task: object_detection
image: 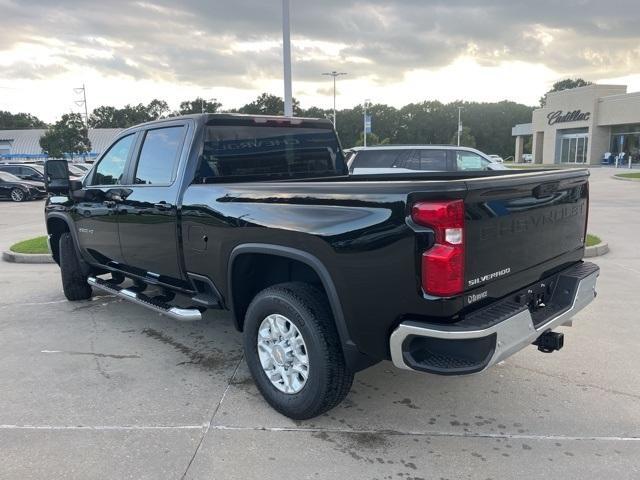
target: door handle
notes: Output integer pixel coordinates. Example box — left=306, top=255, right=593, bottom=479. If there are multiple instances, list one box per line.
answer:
left=154, top=202, right=173, bottom=211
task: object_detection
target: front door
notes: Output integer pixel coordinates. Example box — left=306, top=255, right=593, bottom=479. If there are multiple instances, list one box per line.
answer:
left=117, top=123, right=188, bottom=284
left=72, top=133, right=137, bottom=265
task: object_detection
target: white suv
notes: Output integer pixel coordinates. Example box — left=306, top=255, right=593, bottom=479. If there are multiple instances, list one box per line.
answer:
left=346, top=145, right=508, bottom=174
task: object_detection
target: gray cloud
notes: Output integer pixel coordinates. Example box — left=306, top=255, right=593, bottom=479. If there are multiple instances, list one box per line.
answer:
left=1, top=0, right=639, bottom=88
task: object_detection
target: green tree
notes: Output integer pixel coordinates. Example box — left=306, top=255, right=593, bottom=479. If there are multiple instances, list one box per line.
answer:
left=178, top=97, right=222, bottom=115
left=299, top=106, right=330, bottom=119
left=355, top=132, right=390, bottom=147
left=88, top=99, right=169, bottom=128
left=235, top=93, right=301, bottom=116
left=40, top=113, right=91, bottom=158
left=146, top=99, right=170, bottom=119
left=0, top=111, right=47, bottom=129
left=539, top=78, right=592, bottom=106
left=450, top=126, right=476, bottom=148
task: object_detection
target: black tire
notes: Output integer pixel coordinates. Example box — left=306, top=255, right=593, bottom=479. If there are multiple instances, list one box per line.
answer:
left=243, top=282, right=353, bottom=420
left=59, top=232, right=92, bottom=301
left=10, top=188, right=26, bottom=202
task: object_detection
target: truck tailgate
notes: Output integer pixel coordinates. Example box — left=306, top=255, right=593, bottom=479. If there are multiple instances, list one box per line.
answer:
left=464, top=169, right=589, bottom=291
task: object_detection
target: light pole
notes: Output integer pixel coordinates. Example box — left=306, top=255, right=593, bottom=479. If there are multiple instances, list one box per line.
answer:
left=322, top=71, right=347, bottom=128
left=457, top=106, right=463, bottom=146
left=363, top=99, right=371, bottom=147
left=282, top=0, right=293, bottom=117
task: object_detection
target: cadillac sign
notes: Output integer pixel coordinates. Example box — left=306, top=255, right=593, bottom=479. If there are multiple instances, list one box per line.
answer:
left=547, top=110, right=591, bottom=125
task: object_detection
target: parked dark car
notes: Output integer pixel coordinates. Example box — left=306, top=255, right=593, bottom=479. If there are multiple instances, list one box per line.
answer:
left=0, top=171, right=46, bottom=201
left=0, top=163, right=46, bottom=184
left=43, top=114, right=598, bottom=419
left=0, top=162, right=84, bottom=183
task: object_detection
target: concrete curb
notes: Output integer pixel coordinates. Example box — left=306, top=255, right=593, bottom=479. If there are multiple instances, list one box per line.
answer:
left=612, top=174, right=640, bottom=182
left=584, top=242, right=609, bottom=258
left=2, top=250, right=54, bottom=264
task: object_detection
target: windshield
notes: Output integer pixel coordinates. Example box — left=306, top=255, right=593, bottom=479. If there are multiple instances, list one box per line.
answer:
left=198, top=123, right=347, bottom=182
left=0, top=171, right=23, bottom=182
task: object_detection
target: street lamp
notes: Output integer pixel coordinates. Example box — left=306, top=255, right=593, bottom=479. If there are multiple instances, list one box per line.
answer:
left=457, top=106, right=463, bottom=146
left=322, top=71, right=347, bottom=128
left=282, top=0, right=293, bottom=116
left=363, top=99, right=372, bottom=147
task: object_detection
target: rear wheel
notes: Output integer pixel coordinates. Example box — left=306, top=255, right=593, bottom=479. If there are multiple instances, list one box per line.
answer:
left=59, top=232, right=92, bottom=301
left=10, top=188, right=26, bottom=202
left=243, top=282, right=353, bottom=419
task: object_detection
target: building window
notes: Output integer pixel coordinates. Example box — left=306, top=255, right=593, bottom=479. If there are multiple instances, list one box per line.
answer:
left=0, top=140, right=11, bottom=157
left=610, top=124, right=640, bottom=166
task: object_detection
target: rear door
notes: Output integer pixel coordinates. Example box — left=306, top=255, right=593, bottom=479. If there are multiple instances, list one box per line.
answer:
left=117, top=122, right=189, bottom=283
left=463, top=170, right=589, bottom=292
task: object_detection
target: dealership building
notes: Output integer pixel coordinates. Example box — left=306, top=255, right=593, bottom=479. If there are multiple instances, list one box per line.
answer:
left=0, top=128, right=121, bottom=162
left=512, top=84, right=640, bottom=166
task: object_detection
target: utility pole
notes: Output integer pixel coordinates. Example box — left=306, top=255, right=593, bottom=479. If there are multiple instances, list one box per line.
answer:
left=321, top=71, right=347, bottom=128
left=363, top=99, right=371, bottom=147
left=73, top=84, right=89, bottom=128
left=457, top=106, right=463, bottom=146
left=282, top=0, right=293, bottom=117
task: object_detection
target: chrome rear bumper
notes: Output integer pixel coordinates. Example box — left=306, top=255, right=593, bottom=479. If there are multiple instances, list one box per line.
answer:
left=390, top=262, right=599, bottom=375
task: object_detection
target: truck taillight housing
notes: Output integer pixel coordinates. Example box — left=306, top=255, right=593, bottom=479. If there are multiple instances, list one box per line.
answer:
left=412, top=200, right=465, bottom=297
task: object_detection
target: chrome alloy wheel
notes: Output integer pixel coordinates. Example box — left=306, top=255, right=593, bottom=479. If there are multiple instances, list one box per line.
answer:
left=257, top=314, right=309, bottom=394
left=11, top=188, right=25, bottom=202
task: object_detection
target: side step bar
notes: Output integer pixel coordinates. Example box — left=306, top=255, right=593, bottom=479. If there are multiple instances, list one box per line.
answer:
left=88, top=277, right=202, bottom=322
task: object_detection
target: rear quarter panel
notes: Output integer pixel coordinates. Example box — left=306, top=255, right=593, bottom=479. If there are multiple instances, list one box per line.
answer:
left=180, top=180, right=465, bottom=360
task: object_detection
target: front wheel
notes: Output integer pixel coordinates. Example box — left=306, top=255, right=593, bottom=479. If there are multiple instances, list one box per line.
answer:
left=243, top=282, right=353, bottom=420
left=10, top=188, right=26, bottom=202
left=59, top=232, right=92, bottom=301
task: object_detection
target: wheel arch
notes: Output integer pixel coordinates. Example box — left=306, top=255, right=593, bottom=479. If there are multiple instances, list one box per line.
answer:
left=46, top=213, right=87, bottom=271
left=46, top=215, right=72, bottom=264
left=228, top=243, right=374, bottom=372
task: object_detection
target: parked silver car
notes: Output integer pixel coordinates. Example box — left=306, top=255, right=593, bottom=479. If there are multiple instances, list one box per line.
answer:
left=347, top=145, right=508, bottom=174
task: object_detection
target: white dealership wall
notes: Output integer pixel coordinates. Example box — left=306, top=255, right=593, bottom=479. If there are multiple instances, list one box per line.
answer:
left=513, top=84, right=640, bottom=165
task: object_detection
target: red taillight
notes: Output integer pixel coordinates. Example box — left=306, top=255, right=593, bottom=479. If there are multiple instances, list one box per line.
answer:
left=412, top=200, right=465, bottom=297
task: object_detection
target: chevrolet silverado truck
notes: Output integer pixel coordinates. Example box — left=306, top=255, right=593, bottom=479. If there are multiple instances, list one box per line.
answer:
left=43, top=114, right=599, bottom=419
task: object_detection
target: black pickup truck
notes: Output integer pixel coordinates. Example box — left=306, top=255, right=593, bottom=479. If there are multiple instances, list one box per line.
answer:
left=43, top=114, right=599, bottom=419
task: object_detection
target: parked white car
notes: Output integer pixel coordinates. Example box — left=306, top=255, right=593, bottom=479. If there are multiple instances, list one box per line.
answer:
left=488, top=154, right=504, bottom=163
left=347, top=145, right=508, bottom=174
left=522, top=153, right=533, bottom=163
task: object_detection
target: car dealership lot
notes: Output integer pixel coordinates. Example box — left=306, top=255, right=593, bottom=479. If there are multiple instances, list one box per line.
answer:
left=1, top=168, right=639, bottom=479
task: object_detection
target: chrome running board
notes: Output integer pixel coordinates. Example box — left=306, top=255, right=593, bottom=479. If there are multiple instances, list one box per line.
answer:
left=87, top=276, right=202, bottom=322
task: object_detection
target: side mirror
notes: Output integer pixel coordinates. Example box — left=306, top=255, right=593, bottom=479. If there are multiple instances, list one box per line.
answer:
left=44, top=160, right=70, bottom=194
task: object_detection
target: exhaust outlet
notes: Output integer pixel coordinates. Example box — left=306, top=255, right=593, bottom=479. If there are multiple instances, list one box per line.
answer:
left=533, top=331, right=564, bottom=353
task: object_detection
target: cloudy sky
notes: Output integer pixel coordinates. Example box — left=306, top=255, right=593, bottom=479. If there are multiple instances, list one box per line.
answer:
left=1, top=0, right=639, bottom=122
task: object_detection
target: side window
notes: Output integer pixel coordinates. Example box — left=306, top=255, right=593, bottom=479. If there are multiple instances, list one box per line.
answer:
left=92, top=134, right=135, bottom=186
left=351, top=150, right=400, bottom=169
left=401, top=150, right=419, bottom=170
left=419, top=150, right=447, bottom=171
left=456, top=151, right=490, bottom=171
left=134, top=126, right=185, bottom=185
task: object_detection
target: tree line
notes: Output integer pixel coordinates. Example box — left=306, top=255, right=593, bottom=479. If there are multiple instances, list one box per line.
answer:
left=0, top=79, right=589, bottom=159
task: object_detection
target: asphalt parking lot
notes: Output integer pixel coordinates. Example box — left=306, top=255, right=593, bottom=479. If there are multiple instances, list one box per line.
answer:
left=1, top=167, right=639, bottom=479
